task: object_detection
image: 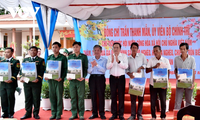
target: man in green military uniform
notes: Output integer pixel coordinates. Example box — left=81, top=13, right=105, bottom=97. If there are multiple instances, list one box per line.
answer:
left=20, top=46, right=45, bottom=119
left=44, top=42, right=67, bottom=120
left=1, top=47, right=20, bottom=118
left=68, top=42, right=88, bottom=120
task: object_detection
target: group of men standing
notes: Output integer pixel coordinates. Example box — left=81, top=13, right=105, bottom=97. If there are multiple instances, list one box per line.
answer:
left=0, top=41, right=195, bottom=120
left=86, top=42, right=195, bottom=120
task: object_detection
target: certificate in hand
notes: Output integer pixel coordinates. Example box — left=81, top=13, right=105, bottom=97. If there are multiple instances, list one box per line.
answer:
left=68, top=59, right=82, bottom=79
left=129, top=77, right=146, bottom=97
left=153, top=68, right=168, bottom=88
left=21, top=62, right=37, bottom=82
left=46, top=60, right=61, bottom=79
left=177, top=68, right=193, bottom=88
left=0, top=62, right=11, bottom=81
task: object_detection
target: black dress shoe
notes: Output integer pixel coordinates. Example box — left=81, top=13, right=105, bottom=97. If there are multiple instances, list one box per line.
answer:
left=100, top=115, right=106, bottom=119
left=1, top=114, right=8, bottom=118
left=9, top=115, right=14, bottom=118
left=109, top=115, right=117, bottom=120
left=20, top=115, right=31, bottom=119
left=34, top=114, right=40, bottom=119
left=89, top=115, right=98, bottom=119
left=119, top=116, right=125, bottom=120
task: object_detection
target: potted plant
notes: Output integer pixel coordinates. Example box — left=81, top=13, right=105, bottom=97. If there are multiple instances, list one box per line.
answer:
left=183, top=82, right=198, bottom=107
left=22, top=39, right=39, bottom=58
left=63, top=80, right=71, bottom=111
left=158, top=82, right=171, bottom=112
left=84, top=81, right=92, bottom=111
left=41, top=81, right=51, bottom=110
left=105, top=84, right=111, bottom=111
left=166, top=82, right=171, bottom=112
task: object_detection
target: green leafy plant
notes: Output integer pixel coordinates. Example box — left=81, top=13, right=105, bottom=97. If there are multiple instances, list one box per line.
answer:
left=192, top=82, right=198, bottom=101
left=166, top=82, right=172, bottom=100
left=84, top=81, right=91, bottom=99
left=105, top=84, right=111, bottom=99
left=63, top=80, right=70, bottom=99
left=22, top=39, right=40, bottom=57
left=41, top=81, right=49, bottom=98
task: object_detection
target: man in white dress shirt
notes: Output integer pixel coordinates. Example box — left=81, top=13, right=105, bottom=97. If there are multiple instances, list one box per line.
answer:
left=146, top=45, right=171, bottom=120
left=126, top=42, right=147, bottom=120
left=106, top=42, right=128, bottom=120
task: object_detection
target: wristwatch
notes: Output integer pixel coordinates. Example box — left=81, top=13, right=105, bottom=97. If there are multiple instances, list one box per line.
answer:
left=118, top=61, right=121, bottom=64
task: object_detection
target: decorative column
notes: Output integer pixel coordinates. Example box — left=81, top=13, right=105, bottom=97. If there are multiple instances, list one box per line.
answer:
left=63, top=27, right=67, bottom=48
left=29, top=28, right=33, bottom=44
left=12, top=28, right=16, bottom=56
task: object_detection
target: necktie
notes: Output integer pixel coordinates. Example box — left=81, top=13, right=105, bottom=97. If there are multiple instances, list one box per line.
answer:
left=32, top=58, right=35, bottom=62
left=6, top=60, right=9, bottom=62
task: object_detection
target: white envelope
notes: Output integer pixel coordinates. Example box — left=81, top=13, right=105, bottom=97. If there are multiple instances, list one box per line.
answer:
left=67, top=73, right=76, bottom=79
left=44, top=73, right=52, bottom=79
left=179, top=73, right=187, bottom=80
left=0, top=76, right=3, bottom=82
left=23, top=77, right=30, bottom=83
left=133, top=72, right=142, bottom=78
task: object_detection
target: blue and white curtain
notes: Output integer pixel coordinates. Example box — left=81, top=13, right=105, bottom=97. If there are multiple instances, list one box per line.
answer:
left=32, top=1, right=58, bottom=63
left=73, top=18, right=83, bottom=53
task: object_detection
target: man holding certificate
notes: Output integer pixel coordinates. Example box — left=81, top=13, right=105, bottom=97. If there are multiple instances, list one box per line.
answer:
left=174, top=43, right=196, bottom=110
left=1, top=47, right=20, bottom=118
left=20, top=46, right=45, bottom=119
left=146, top=45, right=171, bottom=120
left=126, top=42, right=147, bottom=120
left=68, top=42, right=88, bottom=120
left=88, top=45, right=107, bottom=119
left=44, top=42, right=67, bottom=120
left=107, top=42, right=128, bottom=120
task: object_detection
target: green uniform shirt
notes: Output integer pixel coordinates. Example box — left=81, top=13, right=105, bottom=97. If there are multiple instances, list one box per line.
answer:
left=21, top=56, right=45, bottom=86
left=68, top=53, right=88, bottom=78
left=47, top=53, right=68, bottom=80
left=1, top=57, right=20, bottom=88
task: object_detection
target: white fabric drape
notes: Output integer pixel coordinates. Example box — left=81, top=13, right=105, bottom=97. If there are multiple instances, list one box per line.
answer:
left=1, top=0, right=200, bottom=20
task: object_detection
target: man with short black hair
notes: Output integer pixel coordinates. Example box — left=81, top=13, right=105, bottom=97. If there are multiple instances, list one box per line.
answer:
left=68, top=41, right=88, bottom=120
left=44, top=42, right=67, bottom=120
left=174, top=42, right=196, bottom=110
left=88, top=45, right=107, bottom=119
left=20, top=46, right=45, bottom=119
left=126, top=42, right=147, bottom=120
left=1, top=47, right=20, bottom=118
left=107, top=42, right=128, bottom=120
left=146, top=45, right=171, bottom=120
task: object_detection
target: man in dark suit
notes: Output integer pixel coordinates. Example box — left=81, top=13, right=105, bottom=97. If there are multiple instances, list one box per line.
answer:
left=1, top=47, right=20, bottom=118
left=20, top=46, right=45, bottom=119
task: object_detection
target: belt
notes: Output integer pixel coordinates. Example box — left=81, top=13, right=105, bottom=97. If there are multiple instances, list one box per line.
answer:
left=111, top=75, right=124, bottom=79
left=91, top=74, right=105, bottom=77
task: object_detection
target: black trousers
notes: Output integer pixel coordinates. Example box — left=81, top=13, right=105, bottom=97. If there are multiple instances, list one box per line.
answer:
left=109, top=75, right=125, bottom=117
left=130, top=95, right=144, bottom=118
left=24, top=85, right=41, bottom=116
left=1, top=87, right=15, bottom=116
left=89, top=74, right=106, bottom=116
left=150, top=85, right=166, bottom=118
